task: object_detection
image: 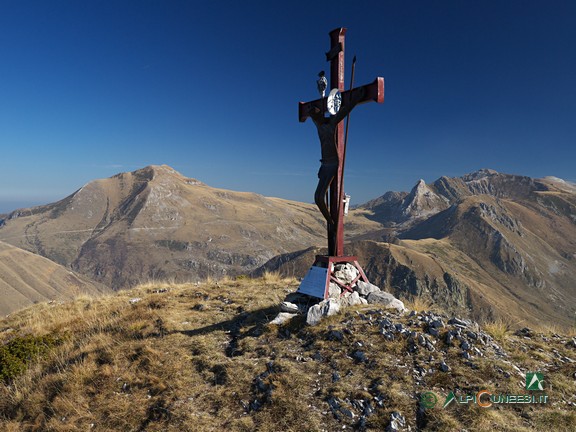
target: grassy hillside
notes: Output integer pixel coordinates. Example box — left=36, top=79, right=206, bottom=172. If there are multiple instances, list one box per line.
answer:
left=0, top=241, right=110, bottom=316
left=0, top=276, right=574, bottom=431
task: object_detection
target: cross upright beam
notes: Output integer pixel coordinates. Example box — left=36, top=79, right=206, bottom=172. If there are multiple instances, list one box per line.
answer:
left=299, top=27, right=384, bottom=257
left=330, top=28, right=346, bottom=257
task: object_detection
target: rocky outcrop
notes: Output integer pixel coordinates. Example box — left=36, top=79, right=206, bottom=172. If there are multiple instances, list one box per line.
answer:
left=358, top=169, right=560, bottom=230
left=401, top=179, right=449, bottom=220
left=269, top=262, right=406, bottom=326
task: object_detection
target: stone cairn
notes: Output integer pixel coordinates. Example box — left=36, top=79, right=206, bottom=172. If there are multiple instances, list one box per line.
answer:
left=270, top=263, right=406, bottom=326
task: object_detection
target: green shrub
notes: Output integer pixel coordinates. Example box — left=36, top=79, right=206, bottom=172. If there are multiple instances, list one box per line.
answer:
left=0, top=334, right=59, bottom=381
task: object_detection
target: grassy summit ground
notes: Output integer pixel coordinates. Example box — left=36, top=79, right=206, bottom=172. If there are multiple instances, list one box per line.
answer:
left=0, top=275, right=574, bottom=431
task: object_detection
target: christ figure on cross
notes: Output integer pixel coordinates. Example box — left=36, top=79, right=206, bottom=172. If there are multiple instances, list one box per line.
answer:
left=299, top=28, right=384, bottom=257
left=310, top=88, right=366, bottom=227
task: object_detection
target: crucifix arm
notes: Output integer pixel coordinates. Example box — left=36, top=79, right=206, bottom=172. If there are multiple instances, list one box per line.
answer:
left=298, top=77, right=384, bottom=123
left=331, top=86, right=367, bottom=123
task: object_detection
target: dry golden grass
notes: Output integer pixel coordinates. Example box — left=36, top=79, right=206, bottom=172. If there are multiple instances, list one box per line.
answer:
left=0, top=241, right=109, bottom=316
left=483, top=317, right=512, bottom=342
left=0, top=276, right=574, bottom=431
left=531, top=322, right=576, bottom=337
left=260, top=270, right=283, bottom=284
left=402, top=295, right=436, bottom=313
left=0, top=277, right=301, bottom=431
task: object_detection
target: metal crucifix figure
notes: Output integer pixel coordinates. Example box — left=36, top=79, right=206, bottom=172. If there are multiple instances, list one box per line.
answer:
left=299, top=28, right=384, bottom=257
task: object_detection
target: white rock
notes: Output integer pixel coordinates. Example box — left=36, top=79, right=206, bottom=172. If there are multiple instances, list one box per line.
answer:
left=366, top=291, right=406, bottom=313
left=356, top=280, right=381, bottom=296
left=306, top=304, right=324, bottom=326
left=307, top=299, right=341, bottom=326
left=340, top=291, right=363, bottom=308
left=280, top=301, right=300, bottom=313
left=333, top=263, right=359, bottom=285
left=328, top=282, right=341, bottom=299
left=270, top=312, right=297, bottom=325
left=324, top=299, right=340, bottom=316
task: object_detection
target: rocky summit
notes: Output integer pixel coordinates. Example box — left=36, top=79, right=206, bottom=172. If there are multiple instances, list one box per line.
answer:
left=270, top=263, right=406, bottom=327
left=0, top=277, right=573, bottom=431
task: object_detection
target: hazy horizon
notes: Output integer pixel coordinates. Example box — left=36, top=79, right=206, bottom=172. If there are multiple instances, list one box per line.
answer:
left=1, top=164, right=574, bottom=216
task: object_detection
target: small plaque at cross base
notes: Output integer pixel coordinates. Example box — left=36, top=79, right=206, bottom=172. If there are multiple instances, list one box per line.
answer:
left=297, top=255, right=369, bottom=299
left=296, top=27, right=384, bottom=299
left=297, top=265, right=329, bottom=299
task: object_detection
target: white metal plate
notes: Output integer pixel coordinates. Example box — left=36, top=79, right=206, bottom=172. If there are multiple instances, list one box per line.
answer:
left=297, top=265, right=328, bottom=299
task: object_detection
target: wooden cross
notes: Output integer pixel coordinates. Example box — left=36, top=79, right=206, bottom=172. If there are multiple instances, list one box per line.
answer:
left=299, top=28, right=384, bottom=257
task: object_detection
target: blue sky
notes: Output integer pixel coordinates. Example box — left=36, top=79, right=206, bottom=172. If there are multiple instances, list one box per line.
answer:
left=1, top=1, right=575, bottom=213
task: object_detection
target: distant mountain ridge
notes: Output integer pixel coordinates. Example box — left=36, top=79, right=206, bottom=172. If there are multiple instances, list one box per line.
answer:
left=0, top=165, right=370, bottom=289
left=0, top=166, right=574, bottom=327
left=264, top=169, right=576, bottom=327
left=358, top=168, right=567, bottom=226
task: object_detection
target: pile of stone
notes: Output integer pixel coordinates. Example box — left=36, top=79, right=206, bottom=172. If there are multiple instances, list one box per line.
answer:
left=270, top=263, right=406, bottom=326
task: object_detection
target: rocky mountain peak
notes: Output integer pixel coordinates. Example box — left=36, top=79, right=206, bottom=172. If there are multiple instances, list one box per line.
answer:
left=406, top=179, right=431, bottom=202
left=461, top=168, right=499, bottom=182
left=414, top=179, right=427, bottom=191
left=122, top=165, right=205, bottom=187
left=2, top=276, right=574, bottom=431
left=401, top=179, right=448, bottom=219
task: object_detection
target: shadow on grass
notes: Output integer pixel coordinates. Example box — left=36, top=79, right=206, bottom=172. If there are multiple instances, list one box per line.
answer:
left=176, top=305, right=281, bottom=357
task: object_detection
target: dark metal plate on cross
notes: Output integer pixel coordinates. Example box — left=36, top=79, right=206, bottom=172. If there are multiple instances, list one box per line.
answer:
left=297, top=27, right=385, bottom=299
